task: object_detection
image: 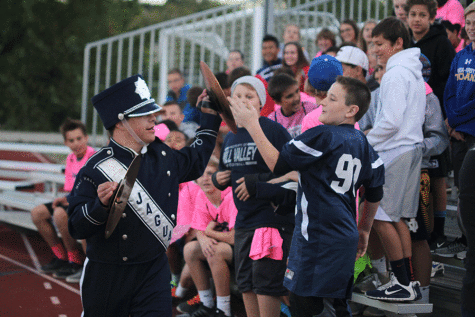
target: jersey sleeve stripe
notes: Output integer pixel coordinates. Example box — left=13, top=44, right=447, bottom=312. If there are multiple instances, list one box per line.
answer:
left=289, top=140, right=323, bottom=157
left=371, top=158, right=384, bottom=169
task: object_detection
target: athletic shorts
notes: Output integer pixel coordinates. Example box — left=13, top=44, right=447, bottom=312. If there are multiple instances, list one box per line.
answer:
left=427, top=149, right=449, bottom=178
left=44, top=202, right=68, bottom=216
left=233, top=227, right=292, bottom=296
left=374, top=148, right=422, bottom=222
left=407, top=169, right=431, bottom=241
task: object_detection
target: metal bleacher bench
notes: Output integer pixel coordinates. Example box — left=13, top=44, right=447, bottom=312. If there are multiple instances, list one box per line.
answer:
left=0, top=154, right=66, bottom=231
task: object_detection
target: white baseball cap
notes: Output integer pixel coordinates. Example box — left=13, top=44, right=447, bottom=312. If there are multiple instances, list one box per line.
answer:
left=336, top=46, right=369, bottom=71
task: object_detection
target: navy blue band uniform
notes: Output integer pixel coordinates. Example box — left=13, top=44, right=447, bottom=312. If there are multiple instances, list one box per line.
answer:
left=66, top=74, right=221, bottom=317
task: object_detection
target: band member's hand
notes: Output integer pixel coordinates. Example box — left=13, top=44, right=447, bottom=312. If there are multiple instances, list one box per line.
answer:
left=197, top=89, right=218, bottom=115
left=235, top=177, right=250, bottom=201
left=52, top=196, right=68, bottom=208
left=356, top=230, right=369, bottom=261
left=97, top=182, right=119, bottom=208
left=215, top=170, right=231, bottom=186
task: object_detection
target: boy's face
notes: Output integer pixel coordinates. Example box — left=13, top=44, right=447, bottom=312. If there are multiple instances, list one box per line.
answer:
left=64, top=128, right=89, bottom=159
left=167, top=73, right=185, bottom=96
left=197, top=164, right=218, bottom=194
left=162, top=104, right=184, bottom=126
left=232, top=84, right=261, bottom=114
left=283, top=44, right=299, bottom=66
left=341, top=63, right=360, bottom=79
left=372, top=34, right=403, bottom=65
left=283, top=25, right=300, bottom=43
left=262, top=41, right=279, bottom=63
left=319, top=82, right=356, bottom=126
left=393, top=0, right=407, bottom=21
left=279, top=84, right=301, bottom=116
left=165, top=130, right=186, bottom=150
left=126, top=113, right=158, bottom=145
left=408, top=5, right=434, bottom=38
left=227, top=52, right=244, bottom=72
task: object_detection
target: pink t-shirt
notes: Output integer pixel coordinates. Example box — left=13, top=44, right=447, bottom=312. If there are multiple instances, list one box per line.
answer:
left=301, top=108, right=360, bottom=132
left=455, top=40, right=465, bottom=53
left=267, top=99, right=319, bottom=138
left=176, top=181, right=201, bottom=226
left=436, top=0, right=465, bottom=28
left=64, top=146, right=96, bottom=192
left=191, top=187, right=237, bottom=232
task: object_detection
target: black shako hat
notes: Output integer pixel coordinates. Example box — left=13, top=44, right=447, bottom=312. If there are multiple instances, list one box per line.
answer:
left=92, top=75, right=162, bottom=130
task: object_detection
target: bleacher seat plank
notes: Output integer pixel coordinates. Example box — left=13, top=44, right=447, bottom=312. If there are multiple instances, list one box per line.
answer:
left=0, top=210, right=36, bottom=231
left=0, top=160, right=64, bottom=173
left=351, top=293, right=433, bottom=314
left=0, top=180, right=37, bottom=190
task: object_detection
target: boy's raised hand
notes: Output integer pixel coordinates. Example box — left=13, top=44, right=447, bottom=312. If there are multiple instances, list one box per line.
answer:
left=227, top=96, right=259, bottom=130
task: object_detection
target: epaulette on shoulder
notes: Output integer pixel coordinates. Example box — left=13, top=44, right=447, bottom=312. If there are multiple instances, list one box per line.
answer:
left=87, top=147, right=114, bottom=169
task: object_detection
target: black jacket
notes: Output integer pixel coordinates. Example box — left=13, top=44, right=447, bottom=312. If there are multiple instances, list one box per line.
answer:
left=411, top=22, right=456, bottom=116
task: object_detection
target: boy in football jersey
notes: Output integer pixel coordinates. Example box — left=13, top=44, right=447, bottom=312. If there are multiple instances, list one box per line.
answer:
left=229, top=76, right=385, bottom=317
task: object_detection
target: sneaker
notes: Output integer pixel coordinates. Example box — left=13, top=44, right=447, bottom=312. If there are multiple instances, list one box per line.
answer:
left=457, top=250, right=467, bottom=260
left=430, top=235, right=450, bottom=252
left=190, top=303, right=215, bottom=317
left=362, top=306, right=386, bottom=316
left=280, top=302, right=291, bottom=317
left=177, top=294, right=201, bottom=314
left=65, top=268, right=83, bottom=283
left=431, top=262, right=445, bottom=277
left=213, top=308, right=228, bottom=317
left=354, top=273, right=383, bottom=294
left=40, top=257, right=69, bottom=273
left=53, top=262, right=82, bottom=279
left=435, top=238, right=467, bottom=257
left=366, top=273, right=419, bottom=301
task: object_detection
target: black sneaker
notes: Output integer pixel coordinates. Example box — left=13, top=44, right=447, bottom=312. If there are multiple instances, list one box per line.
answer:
left=176, top=294, right=201, bottom=314
left=40, top=257, right=69, bottom=273
left=53, top=262, right=82, bottom=279
left=429, top=235, right=449, bottom=252
left=213, top=308, right=228, bottom=317
left=191, top=303, right=215, bottom=317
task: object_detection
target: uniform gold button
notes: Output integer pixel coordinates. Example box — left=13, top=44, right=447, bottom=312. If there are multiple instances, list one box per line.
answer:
left=122, top=213, right=127, bottom=218
left=167, top=170, right=171, bottom=176
left=107, top=150, right=111, bottom=155
left=122, top=234, right=128, bottom=240
left=168, top=193, right=171, bottom=197
left=123, top=257, right=128, bottom=262
left=171, top=214, right=176, bottom=220
left=162, top=151, right=166, bottom=156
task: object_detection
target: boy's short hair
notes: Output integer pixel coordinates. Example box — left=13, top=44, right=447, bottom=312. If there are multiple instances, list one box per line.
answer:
left=158, top=119, right=179, bottom=131
left=228, top=66, right=252, bottom=87
left=316, top=28, right=336, bottom=46
left=187, top=86, right=204, bottom=109
left=405, top=0, right=437, bottom=19
left=163, top=100, right=182, bottom=112
left=60, top=118, right=87, bottom=140
left=167, top=68, right=183, bottom=77
left=441, top=20, right=461, bottom=34
left=372, top=17, right=411, bottom=50
left=268, top=73, right=298, bottom=102
left=335, top=76, right=371, bottom=122
left=230, top=49, right=244, bottom=61
left=263, top=34, right=280, bottom=48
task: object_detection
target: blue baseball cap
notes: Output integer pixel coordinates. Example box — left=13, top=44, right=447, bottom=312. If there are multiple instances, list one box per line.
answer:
left=92, top=75, right=162, bottom=129
left=307, top=55, right=343, bottom=91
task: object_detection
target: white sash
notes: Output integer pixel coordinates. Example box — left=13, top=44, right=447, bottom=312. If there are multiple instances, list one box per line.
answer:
left=97, top=157, right=173, bottom=249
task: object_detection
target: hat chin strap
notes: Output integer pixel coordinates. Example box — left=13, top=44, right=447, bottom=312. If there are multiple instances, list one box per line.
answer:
left=120, top=118, right=148, bottom=154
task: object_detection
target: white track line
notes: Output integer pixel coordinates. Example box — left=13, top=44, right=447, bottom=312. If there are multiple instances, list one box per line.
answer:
left=21, top=233, right=42, bottom=271
left=0, top=253, right=80, bottom=295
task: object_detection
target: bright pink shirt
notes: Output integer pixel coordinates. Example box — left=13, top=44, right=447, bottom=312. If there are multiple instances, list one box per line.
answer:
left=455, top=40, right=465, bottom=53
left=64, top=146, right=95, bottom=192
left=191, top=187, right=237, bottom=232
left=436, top=0, right=465, bottom=28
left=176, top=181, right=201, bottom=226
left=268, top=99, right=319, bottom=138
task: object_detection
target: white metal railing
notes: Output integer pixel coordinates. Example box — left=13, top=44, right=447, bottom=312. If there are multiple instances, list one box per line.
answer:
left=81, top=0, right=391, bottom=145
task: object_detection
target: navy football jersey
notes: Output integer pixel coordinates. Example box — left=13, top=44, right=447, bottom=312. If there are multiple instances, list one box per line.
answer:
left=279, top=124, right=384, bottom=298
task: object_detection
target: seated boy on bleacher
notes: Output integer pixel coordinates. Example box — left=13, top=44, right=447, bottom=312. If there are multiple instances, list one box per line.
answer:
left=182, top=159, right=238, bottom=317
left=31, top=118, right=95, bottom=282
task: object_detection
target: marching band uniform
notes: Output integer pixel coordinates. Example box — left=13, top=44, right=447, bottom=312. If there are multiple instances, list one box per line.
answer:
left=67, top=75, right=221, bottom=316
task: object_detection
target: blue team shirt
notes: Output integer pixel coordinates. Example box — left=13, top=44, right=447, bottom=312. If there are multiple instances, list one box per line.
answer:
left=278, top=124, right=384, bottom=298
left=219, top=117, right=293, bottom=230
